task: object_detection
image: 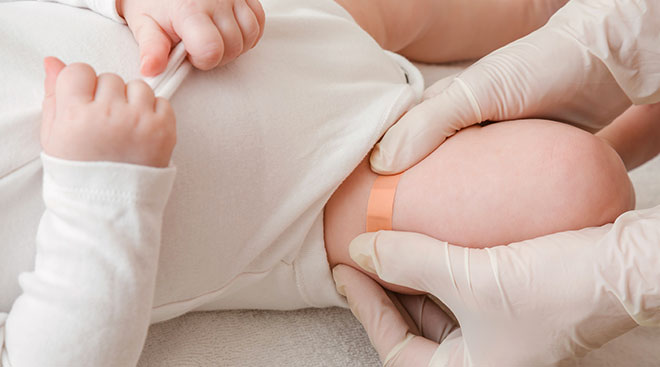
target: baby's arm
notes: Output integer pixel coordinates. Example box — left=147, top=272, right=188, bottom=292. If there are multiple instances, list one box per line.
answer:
left=325, top=119, right=634, bottom=293
left=30, top=0, right=265, bottom=76
left=335, top=0, right=568, bottom=62
left=597, top=103, right=660, bottom=170
left=1, top=59, right=175, bottom=366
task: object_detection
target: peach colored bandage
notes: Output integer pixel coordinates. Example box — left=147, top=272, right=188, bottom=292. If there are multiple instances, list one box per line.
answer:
left=366, top=173, right=403, bottom=232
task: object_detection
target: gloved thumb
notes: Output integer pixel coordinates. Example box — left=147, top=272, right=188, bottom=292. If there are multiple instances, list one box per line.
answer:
left=332, top=265, right=439, bottom=366
left=41, top=57, right=66, bottom=144
left=128, top=14, right=173, bottom=77
left=349, top=231, right=464, bottom=298
left=370, top=78, right=482, bottom=175
left=422, top=74, right=458, bottom=101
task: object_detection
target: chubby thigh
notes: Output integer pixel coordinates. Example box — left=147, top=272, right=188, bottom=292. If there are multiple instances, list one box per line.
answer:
left=324, top=119, right=634, bottom=292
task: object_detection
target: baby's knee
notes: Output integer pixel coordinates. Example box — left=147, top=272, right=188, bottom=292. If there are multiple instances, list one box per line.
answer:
left=553, top=127, right=635, bottom=224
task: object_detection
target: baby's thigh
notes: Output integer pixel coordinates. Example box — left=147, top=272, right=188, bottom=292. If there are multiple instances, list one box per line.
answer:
left=325, top=119, right=633, bottom=294
left=394, top=119, right=635, bottom=248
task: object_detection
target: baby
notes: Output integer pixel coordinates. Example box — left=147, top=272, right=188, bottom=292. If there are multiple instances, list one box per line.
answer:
left=0, top=0, right=643, bottom=365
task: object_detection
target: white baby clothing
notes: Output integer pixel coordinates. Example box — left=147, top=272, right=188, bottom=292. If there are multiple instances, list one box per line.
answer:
left=0, top=0, right=423, bottom=365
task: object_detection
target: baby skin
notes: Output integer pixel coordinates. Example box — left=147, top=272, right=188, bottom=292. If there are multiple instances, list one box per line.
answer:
left=324, top=119, right=635, bottom=293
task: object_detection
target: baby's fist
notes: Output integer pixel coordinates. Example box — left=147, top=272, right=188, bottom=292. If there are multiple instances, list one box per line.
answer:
left=119, top=0, right=266, bottom=76
left=41, top=57, right=176, bottom=168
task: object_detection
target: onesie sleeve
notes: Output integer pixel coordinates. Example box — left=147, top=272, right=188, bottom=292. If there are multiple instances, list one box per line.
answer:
left=35, top=0, right=125, bottom=23
left=1, top=154, right=175, bottom=367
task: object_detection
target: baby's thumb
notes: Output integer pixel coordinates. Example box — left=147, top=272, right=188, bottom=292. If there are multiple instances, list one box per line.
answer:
left=44, top=57, right=65, bottom=99
left=129, top=14, right=172, bottom=76
left=42, top=57, right=66, bottom=146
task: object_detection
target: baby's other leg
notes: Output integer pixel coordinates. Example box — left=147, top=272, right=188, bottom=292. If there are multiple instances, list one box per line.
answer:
left=324, top=120, right=634, bottom=292
left=335, top=0, right=569, bottom=63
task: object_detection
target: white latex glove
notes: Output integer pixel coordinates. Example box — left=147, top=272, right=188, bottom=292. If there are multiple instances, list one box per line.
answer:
left=334, top=265, right=462, bottom=366
left=371, top=0, right=660, bottom=174
left=334, top=206, right=660, bottom=366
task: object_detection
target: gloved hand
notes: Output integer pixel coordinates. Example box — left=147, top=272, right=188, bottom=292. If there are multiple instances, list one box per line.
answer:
left=371, top=0, right=660, bottom=175
left=117, top=0, right=265, bottom=76
left=334, top=206, right=660, bottom=366
left=333, top=265, right=462, bottom=366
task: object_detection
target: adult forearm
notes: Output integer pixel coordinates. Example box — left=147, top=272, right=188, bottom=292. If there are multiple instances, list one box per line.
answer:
left=597, top=103, right=660, bottom=170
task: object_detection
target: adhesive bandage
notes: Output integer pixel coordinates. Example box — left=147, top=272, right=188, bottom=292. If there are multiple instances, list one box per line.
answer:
left=366, top=174, right=402, bottom=232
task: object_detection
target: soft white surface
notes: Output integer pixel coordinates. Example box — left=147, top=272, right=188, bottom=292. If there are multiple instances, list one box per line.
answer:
left=138, top=63, right=660, bottom=367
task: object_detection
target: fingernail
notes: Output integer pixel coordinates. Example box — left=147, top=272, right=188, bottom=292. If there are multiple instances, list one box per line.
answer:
left=331, top=267, right=346, bottom=297
left=349, top=233, right=378, bottom=274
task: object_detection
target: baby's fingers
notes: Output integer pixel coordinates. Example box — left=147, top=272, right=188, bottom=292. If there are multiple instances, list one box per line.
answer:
left=42, top=57, right=66, bottom=145
left=126, top=79, right=155, bottom=108
left=213, top=4, right=244, bottom=65
left=234, top=0, right=260, bottom=50
left=245, top=0, right=265, bottom=41
left=175, top=11, right=224, bottom=70
left=43, top=57, right=66, bottom=116
left=44, top=57, right=66, bottom=100
left=95, top=73, right=126, bottom=102
left=129, top=14, right=173, bottom=77
left=55, top=63, right=97, bottom=105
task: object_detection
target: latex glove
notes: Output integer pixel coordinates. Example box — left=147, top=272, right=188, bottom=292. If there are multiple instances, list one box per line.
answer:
left=117, top=0, right=265, bottom=76
left=333, top=265, right=462, bottom=366
left=371, top=0, right=660, bottom=174
left=334, top=206, right=660, bottom=366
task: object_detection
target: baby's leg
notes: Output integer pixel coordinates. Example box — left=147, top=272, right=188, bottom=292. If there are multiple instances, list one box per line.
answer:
left=335, top=0, right=568, bottom=63
left=324, top=119, right=634, bottom=292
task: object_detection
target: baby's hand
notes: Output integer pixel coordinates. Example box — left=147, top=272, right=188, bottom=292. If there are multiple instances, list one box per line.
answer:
left=41, top=57, right=176, bottom=168
left=118, top=0, right=266, bottom=76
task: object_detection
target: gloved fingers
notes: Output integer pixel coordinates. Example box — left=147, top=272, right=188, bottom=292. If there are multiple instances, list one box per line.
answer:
left=349, top=231, right=460, bottom=296
left=422, top=74, right=459, bottom=101
left=128, top=13, right=173, bottom=77
left=370, top=79, right=482, bottom=174
left=333, top=265, right=437, bottom=365
left=396, top=294, right=459, bottom=344
left=428, top=328, right=466, bottom=367
left=386, top=335, right=443, bottom=367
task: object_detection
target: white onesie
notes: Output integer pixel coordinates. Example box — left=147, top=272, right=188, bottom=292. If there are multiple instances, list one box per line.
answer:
left=0, top=0, right=423, bottom=365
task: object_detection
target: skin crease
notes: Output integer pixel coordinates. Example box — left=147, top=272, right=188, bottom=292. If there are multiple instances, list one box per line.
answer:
left=324, top=119, right=635, bottom=294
